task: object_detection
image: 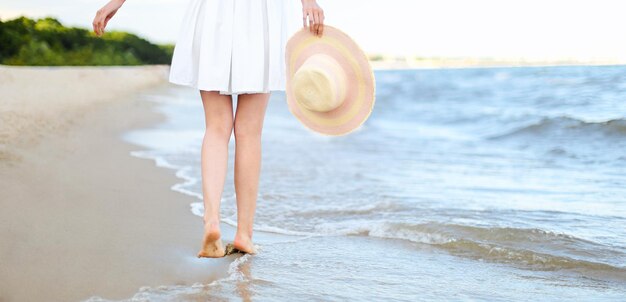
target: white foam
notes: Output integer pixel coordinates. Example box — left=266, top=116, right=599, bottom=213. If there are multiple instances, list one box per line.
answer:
left=368, top=222, right=456, bottom=245
left=168, top=165, right=203, bottom=199
left=82, top=254, right=256, bottom=302
left=253, top=223, right=319, bottom=236
left=314, top=220, right=456, bottom=245
left=129, top=150, right=180, bottom=170
left=190, top=201, right=204, bottom=218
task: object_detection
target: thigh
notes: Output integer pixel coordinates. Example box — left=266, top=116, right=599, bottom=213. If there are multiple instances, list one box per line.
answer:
left=234, top=93, right=271, bottom=136
left=200, top=90, right=234, bottom=131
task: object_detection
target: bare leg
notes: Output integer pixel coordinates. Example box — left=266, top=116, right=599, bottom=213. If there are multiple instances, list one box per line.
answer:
left=232, top=92, right=271, bottom=254
left=197, top=90, right=234, bottom=258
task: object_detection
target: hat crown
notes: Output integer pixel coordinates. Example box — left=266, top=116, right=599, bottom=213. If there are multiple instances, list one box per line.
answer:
left=291, top=54, right=347, bottom=112
left=286, top=25, right=376, bottom=136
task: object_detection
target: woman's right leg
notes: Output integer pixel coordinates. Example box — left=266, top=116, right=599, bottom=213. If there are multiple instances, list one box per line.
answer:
left=197, top=90, right=234, bottom=258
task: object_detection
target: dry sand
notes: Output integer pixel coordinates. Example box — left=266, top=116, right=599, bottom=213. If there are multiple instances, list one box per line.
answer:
left=0, top=64, right=166, bottom=161
left=0, top=65, right=234, bottom=301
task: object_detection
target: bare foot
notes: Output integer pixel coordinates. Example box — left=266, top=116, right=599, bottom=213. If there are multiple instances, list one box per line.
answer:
left=232, top=233, right=258, bottom=254
left=197, top=221, right=226, bottom=258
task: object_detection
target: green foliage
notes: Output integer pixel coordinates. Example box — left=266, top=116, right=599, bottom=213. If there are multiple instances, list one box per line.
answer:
left=0, top=16, right=174, bottom=66
left=368, top=54, right=384, bottom=61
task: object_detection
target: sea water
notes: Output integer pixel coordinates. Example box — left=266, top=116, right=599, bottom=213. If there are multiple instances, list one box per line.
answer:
left=103, top=65, right=626, bottom=301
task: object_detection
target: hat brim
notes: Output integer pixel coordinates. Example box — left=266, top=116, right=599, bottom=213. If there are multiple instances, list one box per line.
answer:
left=285, top=25, right=375, bottom=136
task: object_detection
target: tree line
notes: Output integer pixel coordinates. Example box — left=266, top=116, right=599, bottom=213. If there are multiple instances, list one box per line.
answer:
left=0, top=16, right=174, bottom=66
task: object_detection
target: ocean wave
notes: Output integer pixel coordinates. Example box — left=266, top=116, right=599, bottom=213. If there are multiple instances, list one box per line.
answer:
left=487, top=116, right=626, bottom=141
left=317, top=221, right=626, bottom=280
left=289, top=200, right=408, bottom=218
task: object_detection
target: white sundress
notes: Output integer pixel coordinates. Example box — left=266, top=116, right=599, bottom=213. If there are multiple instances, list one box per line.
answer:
left=168, top=0, right=302, bottom=95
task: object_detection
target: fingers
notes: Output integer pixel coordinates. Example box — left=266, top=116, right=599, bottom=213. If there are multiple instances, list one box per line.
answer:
left=94, top=21, right=102, bottom=36
left=302, top=9, right=309, bottom=29
left=302, top=5, right=325, bottom=37
left=311, top=11, right=317, bottom=35
left=93, top=11, right=104, bottom=36
left=97, top=20, right=104, bottom=36
left=310, top=19, right=315, bottom=35
left=92, top=12, right=100, bottom=36
left=93, top=9, right=111, bottom=37
left=308, top=13, right=314, bottom=34
left=313, top=11, right=319, bottom=36
left=316, top=11, right=323, bottom=36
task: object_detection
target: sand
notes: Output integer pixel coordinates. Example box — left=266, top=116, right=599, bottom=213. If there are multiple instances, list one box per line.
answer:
left=0, top=64, right=166, bottom=161
left=0, top=65, right=234, bottom=301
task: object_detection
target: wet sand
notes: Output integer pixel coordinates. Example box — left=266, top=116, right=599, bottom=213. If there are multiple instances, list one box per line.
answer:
left=0, top=65, right=234, bottom=301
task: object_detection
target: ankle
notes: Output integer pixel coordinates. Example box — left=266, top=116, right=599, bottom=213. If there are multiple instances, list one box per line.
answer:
left=204, top=221, right=221, bottom=232
left=235, top=232, right=253, bottom=241
left=203, top=216, right=220, bottom=225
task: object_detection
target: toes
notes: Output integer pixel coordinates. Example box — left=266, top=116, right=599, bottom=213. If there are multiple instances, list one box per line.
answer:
left=224, top=243, right=237, bottom=255
left=225, top=242, right=258, bottom=255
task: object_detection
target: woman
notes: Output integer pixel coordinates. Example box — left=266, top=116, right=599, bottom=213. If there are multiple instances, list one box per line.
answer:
left=92, top=0, right=325, bottom=258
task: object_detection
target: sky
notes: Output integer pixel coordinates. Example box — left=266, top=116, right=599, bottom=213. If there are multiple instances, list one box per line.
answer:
left=1, top=0, right=625, bottom=60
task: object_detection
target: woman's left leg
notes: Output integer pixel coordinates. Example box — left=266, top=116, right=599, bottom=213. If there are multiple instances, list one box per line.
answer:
left=232, top=92, right=271, bottom=254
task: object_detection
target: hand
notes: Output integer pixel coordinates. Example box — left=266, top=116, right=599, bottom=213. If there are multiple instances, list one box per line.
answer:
left=92, top=0, right=125, bottom=37
left=301, top=0, right=324, bottom=36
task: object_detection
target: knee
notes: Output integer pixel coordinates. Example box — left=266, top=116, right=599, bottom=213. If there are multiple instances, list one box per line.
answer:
left=233, top=120, right=262, bottom=141
left=205, top=118, right=233, bottom=141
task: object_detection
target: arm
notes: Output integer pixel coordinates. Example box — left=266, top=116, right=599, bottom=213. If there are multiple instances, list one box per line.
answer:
left=92, top=0, right=126, bottom=37
left=301, top=0, right=325, bottom=36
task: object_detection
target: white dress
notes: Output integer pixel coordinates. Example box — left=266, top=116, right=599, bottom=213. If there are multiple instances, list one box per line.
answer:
left=168, top=0, right=301, bottom=95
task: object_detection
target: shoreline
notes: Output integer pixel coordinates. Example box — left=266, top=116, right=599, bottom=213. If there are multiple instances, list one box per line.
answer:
left=2, top=63, right=624, bottom=300
left=0, top=66, right=235, bottom=301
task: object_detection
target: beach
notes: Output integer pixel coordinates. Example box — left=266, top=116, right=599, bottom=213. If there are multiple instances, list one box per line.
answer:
left=0, top=65, right=234, bottom=301
left=118, top=65, right=625, bottom=300
left=1, top=64, right=625, bottom=301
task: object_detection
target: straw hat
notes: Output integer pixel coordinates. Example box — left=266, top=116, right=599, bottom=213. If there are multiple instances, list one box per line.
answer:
left=285, top=24, right=375, bottom=136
